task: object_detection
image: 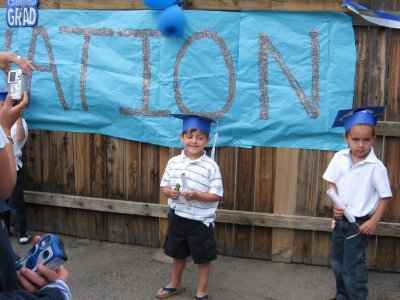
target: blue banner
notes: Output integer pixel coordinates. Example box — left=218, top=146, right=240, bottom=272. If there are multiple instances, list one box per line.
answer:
left=0, top=9, right=356, bottom=150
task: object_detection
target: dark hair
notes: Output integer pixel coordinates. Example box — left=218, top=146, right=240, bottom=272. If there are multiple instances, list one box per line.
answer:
left=345, top=124, right=376, bottom=137
left=182, top=128, right=210, bottom=138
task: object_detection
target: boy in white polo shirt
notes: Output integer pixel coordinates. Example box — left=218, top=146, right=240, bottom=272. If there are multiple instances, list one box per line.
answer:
left=323, top=106, right=392, bottom=300
left=156, top=114, right=223, bottom=300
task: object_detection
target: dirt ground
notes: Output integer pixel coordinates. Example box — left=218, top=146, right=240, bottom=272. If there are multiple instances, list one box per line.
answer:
left=10, top=231, right=400, bottom=300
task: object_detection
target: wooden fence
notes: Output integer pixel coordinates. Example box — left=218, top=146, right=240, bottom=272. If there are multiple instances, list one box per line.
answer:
left=1, top=0, right=399, bottom=272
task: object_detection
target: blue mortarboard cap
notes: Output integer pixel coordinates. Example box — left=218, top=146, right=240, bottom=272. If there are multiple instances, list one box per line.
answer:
left=332, top=106, right=384, bottom=132
left=171, top=114, right=217, bottom=133
left=0, top=89, right=8, bottom=102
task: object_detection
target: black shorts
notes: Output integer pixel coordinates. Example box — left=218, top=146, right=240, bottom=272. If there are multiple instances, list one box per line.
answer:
left=164, top=210, right=217, bottom=264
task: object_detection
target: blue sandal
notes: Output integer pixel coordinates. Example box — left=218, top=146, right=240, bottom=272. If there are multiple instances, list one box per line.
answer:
left=194, top=295, right=209, bottom=300
left=156, top=286, right=185, bottom=299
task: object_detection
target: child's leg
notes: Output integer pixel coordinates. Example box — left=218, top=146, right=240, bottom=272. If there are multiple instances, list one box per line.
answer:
left=342, top=223, right=369, bottom=300
left=331, top=219, right=348, bottom=299
left=156, top=258, right=186, bottom=297
left=196, top=262, right=211, bottom=297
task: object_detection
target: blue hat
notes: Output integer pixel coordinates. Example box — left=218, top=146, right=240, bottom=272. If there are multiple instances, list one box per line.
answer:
left=0, top=89, right=8, bottom=102
left=171, top=114, right=217, bottom=133
left=332, top=106, right=384, bottom=132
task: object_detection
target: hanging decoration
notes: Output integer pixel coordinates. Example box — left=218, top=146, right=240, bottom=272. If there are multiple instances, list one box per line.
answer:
left=158, top=4, right=185, bottom=37
left=142, top=0, right=185, bottom=37
left=342, top=0, right=400, bottom=29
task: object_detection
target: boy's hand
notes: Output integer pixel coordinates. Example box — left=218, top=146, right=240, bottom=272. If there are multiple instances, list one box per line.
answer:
left=169, top=188, right=180, bottom=200
left=333, top=205, right=344, bottom=219
left=359, top=218, right=378, bottom=236
left=16, top=235, right=70, bottom=292
left=0, top=93, right=28, bottom=133
left=183, top=190, right=196, bottom=201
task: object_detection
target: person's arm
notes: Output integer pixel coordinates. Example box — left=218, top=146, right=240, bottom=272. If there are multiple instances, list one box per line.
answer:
left=327, top=182, right=344, bottom=219
left=183, top=190, right=221, bottom=202
left=14, top=235, right=72, bottom=300
left=359, top=198, right=391, bottom=235
left=0, top=52, right=34, bottom=75
left=0, top=94, right=29, bottom=198
left=14, top=117, right=26, bottom=142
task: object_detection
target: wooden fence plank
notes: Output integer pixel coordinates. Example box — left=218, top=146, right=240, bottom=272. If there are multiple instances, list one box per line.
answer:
left=22, top=130, right=43, bottom=191
left=292, top=149, right=319, bottom=263
left=233, top=148, right=254, bottom=257
left=186, top=0, right=346, bottom=11
left=91, top=134, right=107, bottom=198
left=73, top=132, right=92, bottom=196
left=158, top=147, right=170, bottom=247
left=24, top=191, right=400, bottom=236
left=214, top=147, right=237, bottom=256
left=252, top=147, right=274, bottom=259
left=273, top=148, right=297, bottom=262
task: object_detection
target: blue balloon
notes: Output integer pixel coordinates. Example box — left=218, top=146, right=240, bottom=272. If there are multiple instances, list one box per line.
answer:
left=158, top=5, right=186, bottom=37
left=142, top=0, right=177, bottom=9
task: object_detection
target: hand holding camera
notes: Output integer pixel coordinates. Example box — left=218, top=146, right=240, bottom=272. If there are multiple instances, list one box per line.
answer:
left=16, top=233, right=68, bottom=272
left=7, top=69, right=27, bottom=101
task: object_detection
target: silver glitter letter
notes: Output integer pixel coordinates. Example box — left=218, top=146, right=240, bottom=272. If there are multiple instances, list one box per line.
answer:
left=118, top=29, right=170, bottom=117
left=258, top=30, right=320, bottom=120
left=59, top=26, right=114, bottom=111
left=9, top=26, right=68, bottom=110
left=174, top=30, right=236, bottom=120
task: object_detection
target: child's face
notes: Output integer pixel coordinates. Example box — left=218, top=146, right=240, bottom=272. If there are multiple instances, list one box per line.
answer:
left=180, top=129, right=210, bottom=160
left=344, top=124, right=375, bottom=161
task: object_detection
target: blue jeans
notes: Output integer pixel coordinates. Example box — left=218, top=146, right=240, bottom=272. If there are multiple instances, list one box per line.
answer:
left=331, top=217, right=369, bottom=300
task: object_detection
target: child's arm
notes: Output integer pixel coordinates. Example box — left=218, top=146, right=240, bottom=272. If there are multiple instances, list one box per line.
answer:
left=327, top=182, right=344, bottom=219
left=183, top=190, right=220, bottom=202
left=14, top=117, right=26, bottom=142
left=359, top=197, right=391, bottom=235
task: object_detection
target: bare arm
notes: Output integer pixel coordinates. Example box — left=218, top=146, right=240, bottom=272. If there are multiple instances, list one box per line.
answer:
left=14, top=117, right=26, bottom=142
left=183, top=190, right=221, bottom=202
left=327, top=182, right=344, bottom=218
left=0, top=93, right=29, bottom=198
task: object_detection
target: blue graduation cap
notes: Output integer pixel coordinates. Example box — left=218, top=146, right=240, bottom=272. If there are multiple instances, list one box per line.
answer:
left=332, top=106, right=384, bottom=132
left=171, top=114, right=219, bottom=160
left=171, top=114, right=217, bottom=133
left=0, top=89, right=8, bottom=102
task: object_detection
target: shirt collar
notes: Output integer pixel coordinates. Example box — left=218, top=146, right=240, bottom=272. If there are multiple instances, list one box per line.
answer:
left=342, top=147, right=378, bottom=165
left=179, top=149, right=207, bottom=164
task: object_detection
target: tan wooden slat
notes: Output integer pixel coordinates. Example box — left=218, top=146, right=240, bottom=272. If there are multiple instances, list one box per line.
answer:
left=186, top=0, right=347, bottom=11
left=22, top=130, right=43, bottom=191
left=233, top=148, right=254, bottom=257
left=73, top=132, right=92, bottom=196
left=25, top=190, right=400, bottom=236
left=91, top=134, right=107, bottom=198
left=159, top=146, right=170, bottom=247
left=271, top=148, right=298, bottom=262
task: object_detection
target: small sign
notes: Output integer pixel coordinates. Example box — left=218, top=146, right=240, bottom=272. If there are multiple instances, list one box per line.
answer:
left=6, top=0, right=39, bottom=28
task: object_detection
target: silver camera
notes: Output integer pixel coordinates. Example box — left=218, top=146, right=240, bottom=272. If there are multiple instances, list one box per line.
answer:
left=7, top=69, right=26, bottom=100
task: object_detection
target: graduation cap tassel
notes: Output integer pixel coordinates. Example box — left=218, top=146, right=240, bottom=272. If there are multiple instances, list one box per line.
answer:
left=210, top=132, right=218, bottom=161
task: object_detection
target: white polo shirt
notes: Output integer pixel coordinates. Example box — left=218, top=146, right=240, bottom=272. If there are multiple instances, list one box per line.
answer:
left=323, top=148, right=392, bottom=217
left=160, top=150, right=223, bottom=226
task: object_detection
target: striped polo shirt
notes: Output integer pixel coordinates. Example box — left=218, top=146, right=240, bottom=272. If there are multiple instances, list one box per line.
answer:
left=160, top=150, right=223, bottom=226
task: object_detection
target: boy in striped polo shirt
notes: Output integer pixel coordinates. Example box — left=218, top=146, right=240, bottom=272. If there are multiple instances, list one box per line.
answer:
left=156, top=114, right=223, bottom=300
